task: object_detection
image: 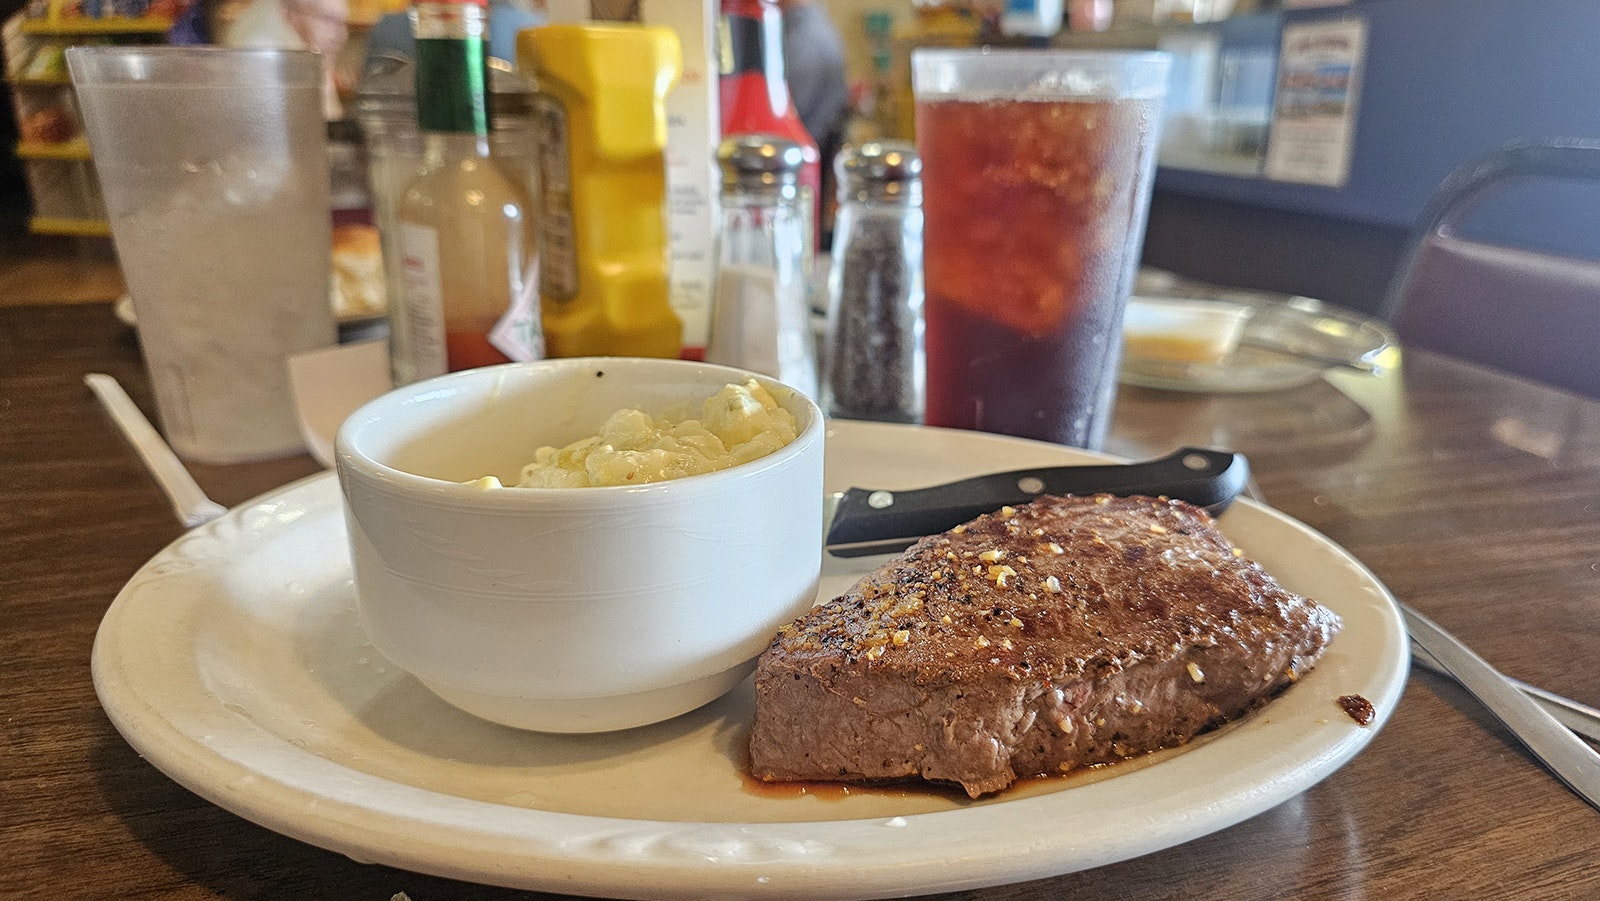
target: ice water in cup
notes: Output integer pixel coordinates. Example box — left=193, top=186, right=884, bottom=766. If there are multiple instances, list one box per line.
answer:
left=69, top=47, right=336, bottom=463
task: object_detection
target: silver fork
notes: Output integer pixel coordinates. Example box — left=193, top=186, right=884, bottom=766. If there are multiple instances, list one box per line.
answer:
left=1242, top=475, right=1600, bottom=743
left=1240, top=477, right=1600, bottom=811
left=1401, top=605, right=1600, bottom=811
left=1410, top=642, right=1600, bottom=743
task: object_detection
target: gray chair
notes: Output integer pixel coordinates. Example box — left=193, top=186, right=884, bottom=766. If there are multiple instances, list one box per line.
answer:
left=1380, top=138, right=1600, bottom=399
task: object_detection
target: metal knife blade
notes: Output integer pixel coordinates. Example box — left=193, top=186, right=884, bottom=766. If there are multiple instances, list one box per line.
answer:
left=824, top=447, right=1249, bottom=558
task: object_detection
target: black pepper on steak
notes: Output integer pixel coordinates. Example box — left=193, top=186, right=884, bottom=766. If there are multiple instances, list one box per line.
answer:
left=748, top=494, right=1342, bottom=798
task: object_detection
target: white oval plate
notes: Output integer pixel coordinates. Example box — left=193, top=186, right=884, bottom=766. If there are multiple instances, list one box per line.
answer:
left=92, top=420, right=1408, bottom=899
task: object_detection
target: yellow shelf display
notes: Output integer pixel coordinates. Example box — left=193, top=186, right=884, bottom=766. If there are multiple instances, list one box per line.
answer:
left=6, top=2, right=170, bottom=237
left=21, top=16, right=172, bottom=36
left=29, top=216, right=112, bottom=237
left=7, top=73, right=71, bottom=85
left=16, top=137, right=93, bottom=160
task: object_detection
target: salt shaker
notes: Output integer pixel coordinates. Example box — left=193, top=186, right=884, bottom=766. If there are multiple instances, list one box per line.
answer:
left=822, top=141, right=924, bottom=423
left=707, top=134, right=818, bottom=398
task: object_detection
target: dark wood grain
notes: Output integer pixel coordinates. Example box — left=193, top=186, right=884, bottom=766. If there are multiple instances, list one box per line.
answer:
left=3, top=302, right=1598, bottom=901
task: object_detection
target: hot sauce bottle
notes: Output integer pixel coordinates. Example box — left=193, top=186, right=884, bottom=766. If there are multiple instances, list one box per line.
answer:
left=392, top=0, right=541, bottom=383
left=718, top=0, right=822, bottom=250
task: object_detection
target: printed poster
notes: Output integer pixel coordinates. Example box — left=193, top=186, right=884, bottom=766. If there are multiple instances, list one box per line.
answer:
left=1264, top=17, right=1368, bottom=187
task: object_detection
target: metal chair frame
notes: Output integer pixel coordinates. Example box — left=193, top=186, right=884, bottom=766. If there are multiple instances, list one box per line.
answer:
left=1380, top=137, right=1600, bottom=398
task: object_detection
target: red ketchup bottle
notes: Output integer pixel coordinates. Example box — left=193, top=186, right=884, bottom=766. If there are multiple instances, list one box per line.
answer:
left=717, top=0, right=822, bottom=252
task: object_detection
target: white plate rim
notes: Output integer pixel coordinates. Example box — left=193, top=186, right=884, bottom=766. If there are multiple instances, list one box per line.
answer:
left=92, top=421, right=1409, bottom=899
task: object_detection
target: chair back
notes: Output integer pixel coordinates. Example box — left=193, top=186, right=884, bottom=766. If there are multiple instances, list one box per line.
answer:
left=1381, top=138, right=1600, bottom=398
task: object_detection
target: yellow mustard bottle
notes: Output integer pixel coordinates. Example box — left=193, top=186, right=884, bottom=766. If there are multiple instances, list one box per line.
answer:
left=518, top=23, right=684, bottom=358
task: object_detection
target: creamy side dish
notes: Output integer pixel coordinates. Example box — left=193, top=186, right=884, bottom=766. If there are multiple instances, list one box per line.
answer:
left=475, top=380, right=799, bottom=489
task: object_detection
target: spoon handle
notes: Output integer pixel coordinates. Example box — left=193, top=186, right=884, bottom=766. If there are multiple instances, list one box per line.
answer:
left=85, top=373, right=227, bottom=528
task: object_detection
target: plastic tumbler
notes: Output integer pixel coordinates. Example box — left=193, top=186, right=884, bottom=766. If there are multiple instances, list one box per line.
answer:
left=912, top=49, right=1169, bottom=450
left=68, top=47, right=337, bottom=463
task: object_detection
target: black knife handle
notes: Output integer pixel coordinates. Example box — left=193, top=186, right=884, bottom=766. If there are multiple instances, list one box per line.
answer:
left=826, top=448, right=1249, bottom=552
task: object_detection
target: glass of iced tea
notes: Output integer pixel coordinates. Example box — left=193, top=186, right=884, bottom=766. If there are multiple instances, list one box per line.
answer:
left=912, top=49, right=1170, bottom=449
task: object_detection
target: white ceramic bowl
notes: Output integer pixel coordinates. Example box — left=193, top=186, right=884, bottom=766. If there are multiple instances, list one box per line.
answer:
left=335, top=358, right=825, bottom=733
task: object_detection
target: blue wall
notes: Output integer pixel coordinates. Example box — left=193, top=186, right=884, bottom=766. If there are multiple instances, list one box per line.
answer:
left=1155, top=0, right=1600, bottom=257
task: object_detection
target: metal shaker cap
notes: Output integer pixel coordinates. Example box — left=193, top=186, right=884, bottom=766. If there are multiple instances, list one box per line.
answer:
left=836, top=141, right=921, bottom=204
left=718, top=134, right=805, bottom=196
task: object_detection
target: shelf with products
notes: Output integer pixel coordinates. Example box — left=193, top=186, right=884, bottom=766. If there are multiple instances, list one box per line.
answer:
left=4, top=2, right=176, bottom=238
left=16, top=136, right=92, bottom=159
left=20, top=15, right=173, bottom=36
left=20, top=153, right=107, bottom=223
left=30, top=215, right=113, bottom=236
left=6, top=72, right=69, bottom=84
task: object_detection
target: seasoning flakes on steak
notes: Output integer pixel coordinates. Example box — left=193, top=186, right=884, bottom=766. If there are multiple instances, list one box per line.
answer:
left=749, top=494, right=1341, bottom=798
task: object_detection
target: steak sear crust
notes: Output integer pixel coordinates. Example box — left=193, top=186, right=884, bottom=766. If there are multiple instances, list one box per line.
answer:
left=750, top=494, right=1341, bottom=797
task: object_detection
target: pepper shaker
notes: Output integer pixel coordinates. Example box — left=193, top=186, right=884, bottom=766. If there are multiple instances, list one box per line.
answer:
left=822, top=141, right=924, bottom=423
left=707, top=134, right=818, bottom=398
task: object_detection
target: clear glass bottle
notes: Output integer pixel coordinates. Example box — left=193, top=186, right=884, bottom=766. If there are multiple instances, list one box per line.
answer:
left=706, top=134, right=817, bottom=398
left=391, top=0, right=541, bottom=385
left=822, top=141, right=924, bottom=423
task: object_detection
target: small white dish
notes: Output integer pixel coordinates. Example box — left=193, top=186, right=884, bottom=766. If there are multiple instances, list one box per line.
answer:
left=285, top=339, right=393, bottom=469
left=1122, top=295, right=1252, bottom=366
left=335, top=358, right=826, bottom=733
left=1121, top=291, right=1396, bottom=393
left=113, top=293, right=136, bottom=327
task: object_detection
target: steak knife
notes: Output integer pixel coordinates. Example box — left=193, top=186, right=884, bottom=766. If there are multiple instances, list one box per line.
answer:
left=824, top=447, right=1249, bottom=557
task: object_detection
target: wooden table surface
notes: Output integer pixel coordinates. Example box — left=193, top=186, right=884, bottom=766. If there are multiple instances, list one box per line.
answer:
left=4, top=301, right=1598, bottom=900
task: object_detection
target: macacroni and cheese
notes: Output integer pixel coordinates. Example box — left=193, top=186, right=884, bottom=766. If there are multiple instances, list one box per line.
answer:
left=471, top=380, right=798, bottom=489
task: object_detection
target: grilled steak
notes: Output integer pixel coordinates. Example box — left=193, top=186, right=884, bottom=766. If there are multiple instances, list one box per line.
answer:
left=749, top=494, right=1340, bottom=797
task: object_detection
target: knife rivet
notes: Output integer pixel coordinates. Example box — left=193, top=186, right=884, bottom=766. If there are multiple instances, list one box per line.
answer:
left=1182, top=453, right=1211, bottom=471
left=867, top=490, right=895, bottom=509
left=1017, top=477, right=1045, bottom=495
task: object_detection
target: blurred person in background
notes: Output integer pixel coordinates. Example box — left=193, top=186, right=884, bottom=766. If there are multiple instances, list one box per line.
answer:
left=779, top=0, right=848, bottom=164
left=777, top=0, right=848, bottom=238
left=219, top=0, right=351, bottom=117
left=167, top=0, right=223, bottom=44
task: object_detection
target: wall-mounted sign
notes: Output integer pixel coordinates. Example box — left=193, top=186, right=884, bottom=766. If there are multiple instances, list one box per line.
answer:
left=1264, top=16, right=1367, bottom=187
